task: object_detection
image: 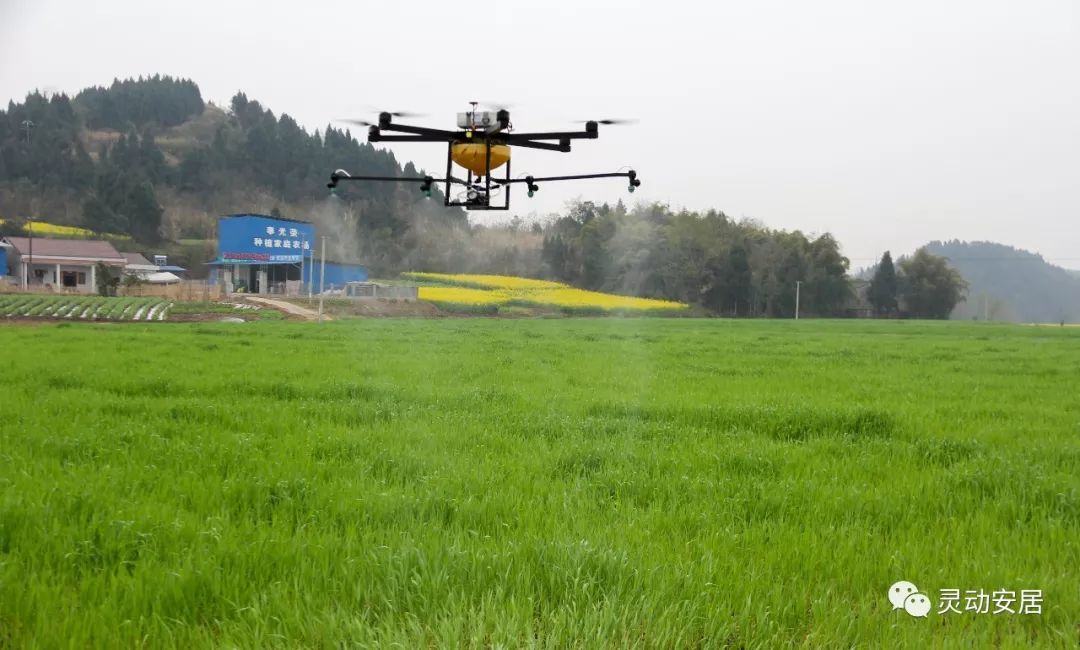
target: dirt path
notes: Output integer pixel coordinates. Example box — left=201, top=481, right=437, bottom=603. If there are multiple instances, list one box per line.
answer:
left=244, top=296, right=331, bottom=321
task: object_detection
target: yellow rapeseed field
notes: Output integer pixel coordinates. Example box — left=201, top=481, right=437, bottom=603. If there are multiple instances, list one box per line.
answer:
left=26, top=222, right=95, bottom=236
left=418, top=286, right=508, bottom=305
left=515, top=288, right=686, bottom=311
left=0, top=218, right=130, bottom=240
left=408, top=272, right=687, bottom=312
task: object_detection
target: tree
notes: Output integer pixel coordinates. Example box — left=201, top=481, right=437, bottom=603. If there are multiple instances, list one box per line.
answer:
left=126, top=181, right=164, bottom=243
left=899, top=248, right=968, bottom=319
left=95, top=262, right=120, bottom=296
left=868, top=251, right=899, bottom=316
left=82, top=195, right=125, bottom=234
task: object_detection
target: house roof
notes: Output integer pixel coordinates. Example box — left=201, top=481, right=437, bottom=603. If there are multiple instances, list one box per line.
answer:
left=3, top=237, right=126, bottom=263
left=221, top=213, right=313, bottom=225
left=123, top=252, right=152, bottom=266
left=146, top=271, right=182, bottom=284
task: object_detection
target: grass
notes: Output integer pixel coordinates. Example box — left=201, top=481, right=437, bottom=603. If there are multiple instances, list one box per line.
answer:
left=0, top=319, right=1077, bottom=647
left=167, top=301, right=284, bottom=320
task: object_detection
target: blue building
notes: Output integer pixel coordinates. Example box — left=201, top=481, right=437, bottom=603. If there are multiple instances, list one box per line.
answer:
left=208, top=214, right=367, bottom=294
left=316, top=260, right=369, bottom=291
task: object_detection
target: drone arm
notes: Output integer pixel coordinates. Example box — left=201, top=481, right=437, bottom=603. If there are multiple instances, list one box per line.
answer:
left=373, top=123, right=459, bottom=138
left=369, top=134, right=457, bottom=142
left=498, top=171, right=630, bottom=182
left=503, top=139, right=571, bottom=152
left=497, top=170, right=640, bottom=184
left=505, top=131, right=596, bottom=141
left=496, top=170, right=642, bottom=195
left=327, top=173, right=470, bottom=189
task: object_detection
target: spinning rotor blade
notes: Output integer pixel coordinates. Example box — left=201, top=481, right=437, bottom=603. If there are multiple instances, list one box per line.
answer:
left=337, top=118, right=376, bottom=127
left=478, top=100, right=515, bottom=111
left=357, top=105, right=428, bottom=118
left=574, top=118, right=639, bottom=125
left=337, top=110, right=428, bottom=127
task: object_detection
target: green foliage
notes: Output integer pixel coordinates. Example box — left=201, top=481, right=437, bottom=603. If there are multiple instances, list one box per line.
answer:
left=0, top=319, right=1077, bottom=646
left=542, top=202, right=851, bottom=316
left=94, top=262, right=119, bottom=296
left=899, top=248, right=968, bottom=319
left=1, top=77, right=462, bottom=254
left=0, top=91, right=94, bottom=191
left=868, top=251, right=899, bottom=315
left=73, top=75, right=204, bottom=129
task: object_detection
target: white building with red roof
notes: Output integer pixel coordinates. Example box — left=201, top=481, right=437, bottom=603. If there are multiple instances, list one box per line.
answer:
left=1, top=236, right=127, bottom=292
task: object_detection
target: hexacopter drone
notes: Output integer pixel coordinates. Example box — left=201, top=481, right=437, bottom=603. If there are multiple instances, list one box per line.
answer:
left=327, top=102, right=640, bottom=210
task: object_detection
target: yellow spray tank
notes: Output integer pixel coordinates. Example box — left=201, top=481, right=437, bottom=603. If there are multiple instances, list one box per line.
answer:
left=451, top=142, right=510, bottom=175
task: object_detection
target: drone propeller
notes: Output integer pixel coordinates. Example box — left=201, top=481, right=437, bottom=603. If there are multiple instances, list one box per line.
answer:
left=336, top=109, right=427, bottom=127
left=478, top=100, right=515, bottom=111
left=575, top=118, right=639, bottom=125
left=337, top=118, right=377, bottom=127
left=354, top=105, right=428, bottom=118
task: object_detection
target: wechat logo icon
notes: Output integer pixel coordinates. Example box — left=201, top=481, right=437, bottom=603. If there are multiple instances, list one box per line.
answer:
left=889, top=580, right=931, bottom=618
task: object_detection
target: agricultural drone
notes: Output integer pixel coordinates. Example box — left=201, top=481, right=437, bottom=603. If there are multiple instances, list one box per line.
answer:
left=327, top=103, right=640, bottom=210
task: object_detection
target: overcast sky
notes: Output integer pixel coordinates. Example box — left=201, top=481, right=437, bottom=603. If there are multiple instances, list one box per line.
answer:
left=2, top=0, right=1077, bottom=268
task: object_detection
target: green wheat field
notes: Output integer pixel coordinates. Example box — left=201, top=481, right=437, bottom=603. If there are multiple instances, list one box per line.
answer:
left=1, top=319, right=1078, bottom=647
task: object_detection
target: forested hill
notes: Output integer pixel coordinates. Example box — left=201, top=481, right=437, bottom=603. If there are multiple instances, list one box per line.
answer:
left=923, top=240, right=1080, bottom=323
left=2, top=76, right=875, bottom=316
left=0, top=75, right=462, bottom=267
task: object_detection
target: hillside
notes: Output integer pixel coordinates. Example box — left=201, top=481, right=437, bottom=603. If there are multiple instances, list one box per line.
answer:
left=0, top=76, right=463, bottom=275
left=922, top=240, right=1080, bottom=323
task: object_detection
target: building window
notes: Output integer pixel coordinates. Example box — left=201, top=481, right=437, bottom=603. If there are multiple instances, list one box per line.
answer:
left=33, top=269, right=46, bottom=280
left=78, top=272, right=87, bottom=284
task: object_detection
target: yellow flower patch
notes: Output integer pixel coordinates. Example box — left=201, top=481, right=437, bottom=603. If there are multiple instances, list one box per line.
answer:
left=409, top=272, right=687, bottom=312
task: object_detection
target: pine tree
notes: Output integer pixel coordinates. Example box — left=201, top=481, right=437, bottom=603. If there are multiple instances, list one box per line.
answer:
left=868, top=251, right=899, bottom=316
left=126, top=181, right=163, bottom=243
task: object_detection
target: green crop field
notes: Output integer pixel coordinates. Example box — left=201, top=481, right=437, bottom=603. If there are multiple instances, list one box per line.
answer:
left=0, top=295, right=284, bottom=322
left=1, top=319, right=1077, bottom=647
left=0, top=295, right=171, bottom=321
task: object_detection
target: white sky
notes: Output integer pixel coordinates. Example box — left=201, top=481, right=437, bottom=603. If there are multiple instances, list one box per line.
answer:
left=2, top=0, right=1078, bottom=268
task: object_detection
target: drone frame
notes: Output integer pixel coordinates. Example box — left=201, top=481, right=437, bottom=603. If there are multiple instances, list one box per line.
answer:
left=327, top=111, right=641, bottom=211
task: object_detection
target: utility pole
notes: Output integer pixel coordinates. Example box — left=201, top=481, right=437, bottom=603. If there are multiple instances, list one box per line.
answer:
left=317, top=236, right=326, bottom=323
left=795, top=280, right=802, bottom=320
left=300, top=234, right=307, bottom=298
left=27, top=217, right=34, bottom=289
left=307, top=243, right=314, bottom=303
left=21, top=120, right=33, bottom=146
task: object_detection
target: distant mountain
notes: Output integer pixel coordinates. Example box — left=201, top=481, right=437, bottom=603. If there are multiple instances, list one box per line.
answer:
left=922, top=240, right=1080, bottom=323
